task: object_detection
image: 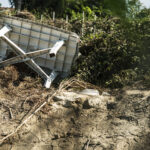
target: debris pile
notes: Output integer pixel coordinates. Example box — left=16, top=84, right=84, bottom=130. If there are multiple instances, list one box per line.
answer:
left=0, top=72, right=150, bottom=150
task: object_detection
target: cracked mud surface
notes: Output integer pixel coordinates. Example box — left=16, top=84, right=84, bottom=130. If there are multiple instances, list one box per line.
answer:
left=0, top=67, right=150, bottom=150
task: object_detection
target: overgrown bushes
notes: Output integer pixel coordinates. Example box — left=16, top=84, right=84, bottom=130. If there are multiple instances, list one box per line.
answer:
left=2, top=7, right=150, bottom=88
left=72, top=10, right=150, bottom=88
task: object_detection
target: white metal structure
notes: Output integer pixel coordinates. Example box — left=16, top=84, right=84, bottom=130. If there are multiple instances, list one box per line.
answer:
left=0, top=26, right=64, bottom=88
left=0, top=15, right=79, bottom=88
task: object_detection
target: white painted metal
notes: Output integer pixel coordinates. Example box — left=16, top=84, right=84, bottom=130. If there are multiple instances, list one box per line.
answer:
left=49, top=40, right=64, bottom=57
left=2, top=35, right=26, bottom=55
left=0, top=15, right=79, bottom=87
left=0, top=47, right=52, bottom=67
left=0, top=39, right=65, bottom=67
left=0, top=15, right=79, bottom=75
left=0, top=27, right=48, bottom=80
left=0, top=26, right=65, bottom=88
left=0, top=25, right=11, bottom=37
left=44, top=70, right=58, bottom=88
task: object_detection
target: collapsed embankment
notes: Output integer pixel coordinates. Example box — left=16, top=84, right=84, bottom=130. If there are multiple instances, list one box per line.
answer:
left=0, top=9, right=150, bottom=150
left=0, top=66, right=150, bottom=150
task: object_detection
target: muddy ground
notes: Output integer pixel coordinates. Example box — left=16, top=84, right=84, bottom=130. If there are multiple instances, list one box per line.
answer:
left=0, top=66, right=150, bottom=150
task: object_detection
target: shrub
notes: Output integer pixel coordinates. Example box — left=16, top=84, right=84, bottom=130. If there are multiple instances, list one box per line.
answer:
left=72, top=11, right=150, bottom=88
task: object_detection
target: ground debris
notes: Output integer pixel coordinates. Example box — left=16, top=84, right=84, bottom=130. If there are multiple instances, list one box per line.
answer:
left=0, top=68, right=150, bottom=150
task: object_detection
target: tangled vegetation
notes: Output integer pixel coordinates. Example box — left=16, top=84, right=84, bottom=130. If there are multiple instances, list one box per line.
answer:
left=1, top=1, right=150, bottom=88
left=72, top=9, right=150, bottom=88
left=9, top=0, right=141, bottom=19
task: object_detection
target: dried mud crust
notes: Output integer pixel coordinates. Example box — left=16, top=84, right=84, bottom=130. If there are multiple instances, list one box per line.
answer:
left=0, top=67, right=149, bottom=150
left=0, top=66, right=55, bottom=143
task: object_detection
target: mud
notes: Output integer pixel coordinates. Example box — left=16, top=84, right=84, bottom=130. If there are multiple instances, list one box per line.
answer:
left=0, top=66, right=150, bottom=150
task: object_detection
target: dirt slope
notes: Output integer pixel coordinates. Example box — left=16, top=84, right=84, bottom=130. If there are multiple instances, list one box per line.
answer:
left=0, top=66, right=150, bottom=150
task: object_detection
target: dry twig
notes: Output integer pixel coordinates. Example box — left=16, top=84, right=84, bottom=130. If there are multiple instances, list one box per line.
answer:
left=1, top=103, right=13, bottom=119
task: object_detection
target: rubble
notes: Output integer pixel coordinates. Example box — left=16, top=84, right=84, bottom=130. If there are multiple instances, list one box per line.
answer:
left=0, top=74, right=149, bottom=149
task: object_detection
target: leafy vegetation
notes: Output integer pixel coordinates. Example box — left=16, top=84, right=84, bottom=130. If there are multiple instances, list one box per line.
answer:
left=72, top=9, right=150, bottom=88
left=7, top=0, right=150, bottom=88
left=9, top=0, right=141, bottom=19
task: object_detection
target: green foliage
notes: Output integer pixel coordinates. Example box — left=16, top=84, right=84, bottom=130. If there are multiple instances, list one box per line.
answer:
left=72, top=9, right=150, bottom=88
left=103, top=0, right=127, bottom=18
left=9, top=0, right=142, bottom=19
left=7, top=0, right=150, bottom=88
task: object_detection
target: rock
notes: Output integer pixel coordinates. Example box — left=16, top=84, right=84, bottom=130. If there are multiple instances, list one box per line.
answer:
left=53, top=91, right=82, bottom=102
left=53, top=91, right=111, bottom=109
left=102, top=91, right=111, bottom=96
left=53, top=96, right=65, bottom=102
left=53, top=92, right=88, bottom=108
left=107, top=102, right=117, bottom=110
left=62, top=100, right=74, bottom=108
left=1, top=83, right=149, bottom=150
left=83, top=96, right=106, bottom=109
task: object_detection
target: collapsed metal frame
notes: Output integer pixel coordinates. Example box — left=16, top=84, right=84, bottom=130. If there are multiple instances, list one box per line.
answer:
left=0, top=25, right=65, bottom=88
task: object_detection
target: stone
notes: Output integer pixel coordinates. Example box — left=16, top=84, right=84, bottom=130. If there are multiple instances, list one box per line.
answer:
left=1, top=82, right=150, bottom=150
left=83, top=96, right=106, bottom=109
left=102, top=91, right=111, bottom=96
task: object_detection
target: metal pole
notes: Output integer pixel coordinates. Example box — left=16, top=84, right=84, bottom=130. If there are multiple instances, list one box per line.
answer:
left=66, top=15, right=68, bottom=23
left=53, top=11, right=55, bottom=21
left=18, top=0, right=22, bottom=12
left=81, top=11, right=85, bottom=37
left=40, top=15, right=43, bottom=22
left=66, top=15, right=68, bottom=30
left=94, top=15, right=97, bottom=35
